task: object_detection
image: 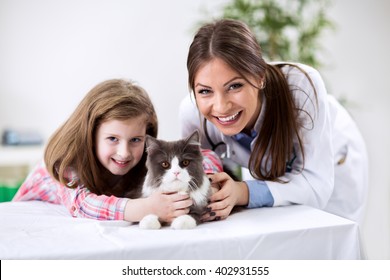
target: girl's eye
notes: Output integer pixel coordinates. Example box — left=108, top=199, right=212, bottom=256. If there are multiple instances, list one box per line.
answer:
left=130, top=137, right=142, bottom=143
left=161, top=161, right=170, bottom=169
left=228, top=83, right=243, bottom=91
left=182, top=160, right=190, bottom=167
left=107, top=137, right=118, bottom=142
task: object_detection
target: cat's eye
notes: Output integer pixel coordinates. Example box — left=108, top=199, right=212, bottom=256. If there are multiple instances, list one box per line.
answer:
left=161, top=161, right=170, bottom=169
left=182, top=160, right=190, bottom=167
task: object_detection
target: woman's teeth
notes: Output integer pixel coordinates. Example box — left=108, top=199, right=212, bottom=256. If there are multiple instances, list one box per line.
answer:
left=218, top=112, right=239, bottom=122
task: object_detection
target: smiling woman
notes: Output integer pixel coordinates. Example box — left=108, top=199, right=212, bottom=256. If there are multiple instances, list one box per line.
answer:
left=193, top=58, right=262, bottom=136
left=180, top=19, right=369, bottom=226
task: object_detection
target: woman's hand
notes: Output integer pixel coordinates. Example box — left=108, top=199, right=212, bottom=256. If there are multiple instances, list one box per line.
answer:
left=202, top=172, right=249, bottom=222
left=124, top=191, right=193, bottom=223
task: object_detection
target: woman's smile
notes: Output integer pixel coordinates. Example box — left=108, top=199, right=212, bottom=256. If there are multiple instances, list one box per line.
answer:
left=214, top=111, right=242, bottom=124
left=194, top=58, right=261, bottom=136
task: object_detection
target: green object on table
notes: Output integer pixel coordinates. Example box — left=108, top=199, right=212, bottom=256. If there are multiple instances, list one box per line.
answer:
left=0, top=165, right=29, bottom=202
left=0, top=181, right=22, bottom=202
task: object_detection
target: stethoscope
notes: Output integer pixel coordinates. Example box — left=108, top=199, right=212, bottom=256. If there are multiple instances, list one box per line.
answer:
left=203, top=118, right=226, bottom=152
left=203, top=118, right=297, bottom=174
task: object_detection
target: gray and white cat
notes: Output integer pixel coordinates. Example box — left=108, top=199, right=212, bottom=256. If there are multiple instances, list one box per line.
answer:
left=139, top=130, right=211, bottom=230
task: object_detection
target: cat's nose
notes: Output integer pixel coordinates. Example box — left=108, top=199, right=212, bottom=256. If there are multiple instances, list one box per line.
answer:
left=173, top=171, right=180, bottom=177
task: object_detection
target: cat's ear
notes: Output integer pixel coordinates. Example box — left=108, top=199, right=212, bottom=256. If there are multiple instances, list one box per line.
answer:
left=185, top=130, right=200, bottom=146
left=145, top=135, right=159, bottom=152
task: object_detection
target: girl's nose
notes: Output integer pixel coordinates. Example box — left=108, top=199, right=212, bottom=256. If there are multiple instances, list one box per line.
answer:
left=117, top=144, right=131, bottom=159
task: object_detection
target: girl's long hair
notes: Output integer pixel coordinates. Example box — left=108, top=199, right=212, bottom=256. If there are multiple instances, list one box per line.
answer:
left=187, top=19, right=315, bottom=181
left=44, top=79, right=158, bottom=195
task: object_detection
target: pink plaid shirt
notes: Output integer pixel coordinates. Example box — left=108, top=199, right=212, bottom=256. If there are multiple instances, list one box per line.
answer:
left=13, top=149, right=223, bottom=220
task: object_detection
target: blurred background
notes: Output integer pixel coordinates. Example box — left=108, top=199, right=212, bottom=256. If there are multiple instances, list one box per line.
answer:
left=0, top=0, right=389, bottom=259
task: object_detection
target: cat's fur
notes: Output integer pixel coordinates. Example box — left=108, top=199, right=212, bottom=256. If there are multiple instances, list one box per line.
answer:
left=139, top=130, right=211, bottom=230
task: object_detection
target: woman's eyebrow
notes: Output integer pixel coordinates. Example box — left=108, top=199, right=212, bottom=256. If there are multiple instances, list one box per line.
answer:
left=195, top=77, right=242, bottom=88
left=195, top=83, right=211, bottom=88
left=223, top=76, right=242, bottom=87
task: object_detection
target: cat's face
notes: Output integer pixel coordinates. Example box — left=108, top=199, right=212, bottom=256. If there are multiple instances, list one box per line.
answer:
left=144, top=131, right=205, bottom=194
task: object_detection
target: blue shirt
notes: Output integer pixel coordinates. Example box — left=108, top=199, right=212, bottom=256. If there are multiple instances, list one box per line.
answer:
left=233, top=132, right=274, bottom=208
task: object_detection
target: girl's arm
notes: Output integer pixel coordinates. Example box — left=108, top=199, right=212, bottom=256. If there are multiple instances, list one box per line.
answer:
left=62, top=183, right=195, bottom=223
left=58, top=185, right=129, bottom=220
left=13, top=160, right=63, bottom=204
left=15, top=161, right=196, bottom=222
left=13, top=160, right=129, bottom=220
left=124, top=192, right=192, bottom=223
left=201, top=149, right=223, bottom=174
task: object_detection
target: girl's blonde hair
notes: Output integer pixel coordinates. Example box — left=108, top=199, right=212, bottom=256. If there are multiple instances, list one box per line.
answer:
left=44, top=79, right=158, bottom=195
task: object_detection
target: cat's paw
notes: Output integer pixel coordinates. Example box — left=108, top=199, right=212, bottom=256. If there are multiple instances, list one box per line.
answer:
left=171, top=215, right=197, bottom=230
left=139, top=214, right=161, bottom=230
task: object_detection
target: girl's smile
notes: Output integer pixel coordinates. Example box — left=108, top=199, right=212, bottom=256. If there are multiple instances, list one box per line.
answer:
left=95, top=116, right=147, bottom=176
left=111, top=158, right=131, bottom=168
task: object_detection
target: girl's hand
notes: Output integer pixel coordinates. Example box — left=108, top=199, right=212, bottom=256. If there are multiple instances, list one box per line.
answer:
left=148, top=191, right=193, bottom=223
left=202, top=172, right=249, bottom=222
left=124, top=191, right=193, bottom=223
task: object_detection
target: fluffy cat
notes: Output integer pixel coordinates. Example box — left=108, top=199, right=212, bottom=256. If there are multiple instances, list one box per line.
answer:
left=139, top=130, right=211, bottom=230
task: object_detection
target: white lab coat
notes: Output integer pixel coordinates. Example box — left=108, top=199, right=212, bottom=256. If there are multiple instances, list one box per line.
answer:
left=180, top=63, right=368, bottom=225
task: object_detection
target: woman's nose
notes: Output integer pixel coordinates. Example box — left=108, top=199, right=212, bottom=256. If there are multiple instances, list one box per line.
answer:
left=213, top=92, right=231, bottom=113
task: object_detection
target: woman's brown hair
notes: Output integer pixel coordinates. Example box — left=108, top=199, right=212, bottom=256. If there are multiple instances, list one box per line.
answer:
left=187, top=19, right=314, bottom=182
left=44, top=79, right=158, bottom=195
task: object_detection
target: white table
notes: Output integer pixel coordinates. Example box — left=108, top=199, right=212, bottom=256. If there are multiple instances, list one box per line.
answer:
left=0, top=201, right=362, bottom=259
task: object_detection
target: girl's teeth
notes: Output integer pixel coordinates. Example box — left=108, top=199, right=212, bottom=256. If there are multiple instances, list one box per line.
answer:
left=218, top=112, right=239, bottom=122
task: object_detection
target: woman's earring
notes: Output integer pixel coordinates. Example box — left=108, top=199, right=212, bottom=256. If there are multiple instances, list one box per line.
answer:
left=261, top=80, right=266, bottom=89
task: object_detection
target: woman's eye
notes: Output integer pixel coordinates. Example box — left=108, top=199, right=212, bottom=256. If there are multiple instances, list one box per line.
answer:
left=161, top=161, right=170, bottom=169
left=197, top=88, right=211, bottom=95
left=229, top=83, right=243, bottom=91
left=182, top=160, right=190, bottom=167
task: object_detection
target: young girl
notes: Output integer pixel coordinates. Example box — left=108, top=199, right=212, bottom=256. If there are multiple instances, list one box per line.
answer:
left=13, top=79, right=222, bottom=223
left=180, top=19, right=368, bottom=224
